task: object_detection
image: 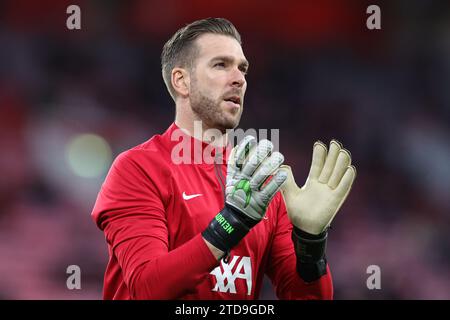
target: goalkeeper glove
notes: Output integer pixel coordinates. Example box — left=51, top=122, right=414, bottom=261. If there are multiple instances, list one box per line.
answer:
left=203, top=136, right=287, bottom=258
left=280, top=140, right=356, bottom=281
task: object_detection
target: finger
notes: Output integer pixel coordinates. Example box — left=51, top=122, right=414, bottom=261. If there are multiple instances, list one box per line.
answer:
left=227, top=145, right=237, bottom=166
left=230, top=135, right=256, bottom=170
left=250, top=151, right=284, bottom=189
left=318, top=140, right=341, bottom=184
left=260, top=168, right=288, bottom=201
left=308, top=141, right=327, bottom=181
left=328, top=148, right=352, bottom=189
left=279, top=164, right=299, bottom=195
left=335, top=165, right=357, bottom=202
left=241, top=139, right=273, bottom=177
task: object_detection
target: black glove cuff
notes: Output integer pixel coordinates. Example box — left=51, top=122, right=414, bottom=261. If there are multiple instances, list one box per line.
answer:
left=292, top=226, right=328, bottom=282
left=202, top=205, right=258, bottom=253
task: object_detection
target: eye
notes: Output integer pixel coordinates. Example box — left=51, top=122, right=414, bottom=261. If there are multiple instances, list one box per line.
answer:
left=239, top=65, right=249, bottom=75
left=214, top=62, right=226, bottom=68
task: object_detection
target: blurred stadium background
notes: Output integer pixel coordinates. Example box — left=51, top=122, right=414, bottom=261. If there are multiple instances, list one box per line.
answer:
left=0, top=0, right=449, bottom=299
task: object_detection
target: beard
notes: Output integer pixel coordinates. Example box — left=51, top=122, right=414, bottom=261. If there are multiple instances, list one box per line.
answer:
left=189, top=79, right=243, bottom=133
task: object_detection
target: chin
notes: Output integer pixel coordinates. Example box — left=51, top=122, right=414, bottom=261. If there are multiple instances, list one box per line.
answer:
left=223, top=117, right=240, bottom=130
left=210, top=109, right=242, bottom=132
left=211, top=118, right=237, bottom=133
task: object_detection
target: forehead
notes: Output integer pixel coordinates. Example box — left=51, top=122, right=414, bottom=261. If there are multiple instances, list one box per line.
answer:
left=194, top=33, right=246, bottom=61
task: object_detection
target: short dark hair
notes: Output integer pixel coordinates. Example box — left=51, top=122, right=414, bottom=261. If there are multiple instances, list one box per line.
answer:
left=161, top=18, right=242, bottom=101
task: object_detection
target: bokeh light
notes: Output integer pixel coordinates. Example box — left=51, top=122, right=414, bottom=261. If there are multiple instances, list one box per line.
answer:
left=65, top=134, right=112, bottom=178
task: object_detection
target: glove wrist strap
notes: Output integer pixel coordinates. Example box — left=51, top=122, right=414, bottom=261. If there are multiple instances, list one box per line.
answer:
left=202, top=205, right=258, bottom=254
left=292, top=225, right=328, bottom=282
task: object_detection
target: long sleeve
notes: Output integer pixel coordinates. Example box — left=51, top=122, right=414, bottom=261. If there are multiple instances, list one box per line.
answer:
left=265, top=195, right=333, bottom=300
left=91, top=151, right=220, bottom=299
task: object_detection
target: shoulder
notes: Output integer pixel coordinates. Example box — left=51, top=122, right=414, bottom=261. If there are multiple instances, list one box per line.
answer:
left=105, top=132, right=176, bottom=193
left=114, top=134, right=171, bottom=171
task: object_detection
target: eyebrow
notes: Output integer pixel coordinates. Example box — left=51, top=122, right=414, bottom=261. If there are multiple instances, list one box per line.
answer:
left=211, top=56, right=249, bottom=70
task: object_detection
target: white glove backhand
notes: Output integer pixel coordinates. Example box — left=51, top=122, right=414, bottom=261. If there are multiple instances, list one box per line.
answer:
left=280, top=140, right=356, bottom=235
left=226, top=136, right=287, bottom=221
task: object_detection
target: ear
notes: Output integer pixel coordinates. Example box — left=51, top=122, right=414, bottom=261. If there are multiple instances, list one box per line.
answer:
left=171, top=67, right=190, bottom=98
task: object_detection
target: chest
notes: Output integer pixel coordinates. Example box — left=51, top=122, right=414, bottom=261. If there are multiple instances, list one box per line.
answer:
left=164, top=163, right=277, bottom=254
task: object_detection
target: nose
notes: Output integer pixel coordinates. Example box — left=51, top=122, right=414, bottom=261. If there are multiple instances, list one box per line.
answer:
left=230, top=67, right=246, bottom=88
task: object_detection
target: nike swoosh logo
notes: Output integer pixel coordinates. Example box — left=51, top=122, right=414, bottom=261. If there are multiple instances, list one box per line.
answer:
left=182, top=192, right=203, bottom=200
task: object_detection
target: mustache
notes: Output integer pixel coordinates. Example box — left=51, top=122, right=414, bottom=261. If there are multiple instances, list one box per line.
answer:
left=222, top=90, right=243, bottom=100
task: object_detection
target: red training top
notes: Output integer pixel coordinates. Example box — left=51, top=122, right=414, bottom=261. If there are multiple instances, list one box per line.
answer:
left=91, top=123, right=333, bottom=300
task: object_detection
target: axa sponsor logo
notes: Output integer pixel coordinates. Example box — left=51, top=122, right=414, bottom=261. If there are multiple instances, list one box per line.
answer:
left=210, top=255, right=252, bottom=296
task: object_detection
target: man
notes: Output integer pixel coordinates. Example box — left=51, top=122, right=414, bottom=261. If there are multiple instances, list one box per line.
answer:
left=91, top=18, right=356, bottom=300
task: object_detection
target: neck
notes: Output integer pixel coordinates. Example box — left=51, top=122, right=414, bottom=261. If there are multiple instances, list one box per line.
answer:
left=175, top=102, right=228, bottom=148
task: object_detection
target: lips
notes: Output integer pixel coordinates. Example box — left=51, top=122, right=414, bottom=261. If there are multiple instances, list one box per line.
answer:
left=223, top=95, right=241, bottom=106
